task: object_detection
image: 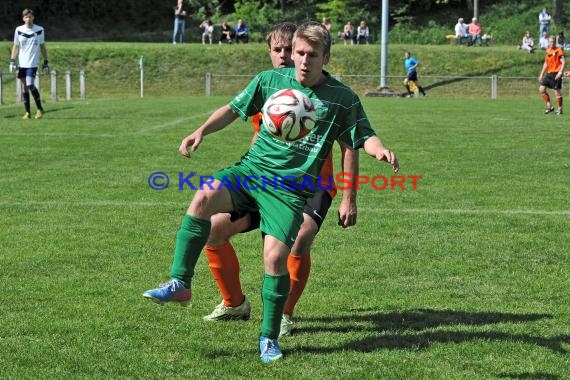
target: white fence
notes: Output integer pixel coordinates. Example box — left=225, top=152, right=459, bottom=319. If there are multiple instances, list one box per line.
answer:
left=0, top=70, right=86, bottom=105
left=203, top=73, right=570, bottom=99
left=2, top=71, right=570, bottom=103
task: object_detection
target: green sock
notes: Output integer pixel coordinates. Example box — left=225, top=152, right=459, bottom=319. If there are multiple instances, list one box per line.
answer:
left=260, top=273, right=290, bottom=338
left=169, top=214, right=211, bottom=286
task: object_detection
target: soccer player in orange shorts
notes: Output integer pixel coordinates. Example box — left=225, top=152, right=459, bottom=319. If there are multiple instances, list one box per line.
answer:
left=539, top=36, right=565, bottom=115
left=202, top=22, right=359, bottom=337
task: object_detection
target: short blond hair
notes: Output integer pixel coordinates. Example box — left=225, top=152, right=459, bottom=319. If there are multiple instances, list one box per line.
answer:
left=293, top=21, right=331, bottom=55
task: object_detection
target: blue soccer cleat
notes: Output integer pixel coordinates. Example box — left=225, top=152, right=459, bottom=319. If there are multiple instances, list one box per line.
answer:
left=259, top=336, right=283, bottom=363
left=143, top=279, right=191, bottom=306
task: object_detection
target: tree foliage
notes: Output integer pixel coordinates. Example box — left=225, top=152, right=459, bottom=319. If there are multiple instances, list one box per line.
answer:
left=0, top=0, right=567, bottom=42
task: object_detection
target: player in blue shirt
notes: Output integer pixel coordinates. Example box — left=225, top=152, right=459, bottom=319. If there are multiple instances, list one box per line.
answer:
left=403, top=50, right=427, bottom=98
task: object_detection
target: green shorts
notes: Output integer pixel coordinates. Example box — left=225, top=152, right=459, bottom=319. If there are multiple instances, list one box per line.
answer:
left=213, top=162, right=305, bottom=248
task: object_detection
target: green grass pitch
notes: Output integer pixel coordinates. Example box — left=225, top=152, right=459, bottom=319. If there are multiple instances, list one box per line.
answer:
left=0, top=96, right=568, bottom=378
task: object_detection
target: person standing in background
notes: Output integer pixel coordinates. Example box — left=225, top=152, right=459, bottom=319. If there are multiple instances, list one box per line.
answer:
left=10, top=8, right=48, bottom=120
left=172, top=0, right=187, bottom=44
left=539, top=8, right=552, bottom=36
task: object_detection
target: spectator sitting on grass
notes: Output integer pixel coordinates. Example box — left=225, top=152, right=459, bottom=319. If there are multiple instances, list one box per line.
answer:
left=454, top=17, right=468, bottom=45
left=467, top=17, right=482, bottom=46
left=539, top=31, right=549, bottom=50
left=518, top=31, right=535, bottom=53
left=234, top=19, right=249, bottom=44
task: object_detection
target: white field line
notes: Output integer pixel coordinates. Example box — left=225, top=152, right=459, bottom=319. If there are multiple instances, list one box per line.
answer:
left=0, top=110, right=217, bottom=138
left=0, top=132, right=119, bottom=138
left=366, top=208, right=570, bottom=216
left=134, top=110, right=215, bottom=135
left=0, top=200, right=568, bottom=216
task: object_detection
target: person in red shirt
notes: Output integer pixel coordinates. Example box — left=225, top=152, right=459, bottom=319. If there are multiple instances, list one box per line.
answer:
left=539, top=36, right=565, bottom=115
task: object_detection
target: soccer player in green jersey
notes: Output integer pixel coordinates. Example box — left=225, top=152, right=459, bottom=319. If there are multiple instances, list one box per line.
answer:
left=143, top=21, right=399, bottom=364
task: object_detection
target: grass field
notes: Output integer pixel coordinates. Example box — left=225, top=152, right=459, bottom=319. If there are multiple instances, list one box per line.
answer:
left=0, top=96, right=569, bottom=379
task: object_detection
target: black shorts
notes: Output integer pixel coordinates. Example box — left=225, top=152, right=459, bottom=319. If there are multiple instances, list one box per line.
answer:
left=232, top=189, right=333, bottom=233
left=303, top=189, right=333, bottom=230
left=17, top=67, right=38, bottom=80
left=230, top=210, right=261, bottom=234
left=541, top=72, right=563, bottom=90
left=406, top=71, right=418, bottom=82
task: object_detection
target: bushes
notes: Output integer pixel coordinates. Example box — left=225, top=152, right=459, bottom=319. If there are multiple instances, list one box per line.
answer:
left=389, top=20, right=451, bottom=45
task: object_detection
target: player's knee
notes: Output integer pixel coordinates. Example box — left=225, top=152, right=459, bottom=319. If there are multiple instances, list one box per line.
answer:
left=292, top=221, right=318, bottom=254
left=208, top=214, right=234, bottom=244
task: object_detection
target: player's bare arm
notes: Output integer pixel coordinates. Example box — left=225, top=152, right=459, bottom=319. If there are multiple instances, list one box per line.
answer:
left=10, top=44, right=19, bottom=61
left=338, top=144, right=358, bottom=228
left=363, top=136, right=400, bottom=173
left=179, top=105, right=239, bottom=157
left=557, top=56, right=565, bottom=79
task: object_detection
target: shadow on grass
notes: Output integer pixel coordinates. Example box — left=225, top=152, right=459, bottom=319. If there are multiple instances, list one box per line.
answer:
left=423, top=63, right=517, bottom=92
left=293, top=308, right=568, bottom=354
left=1, top=106, right=76, bottom=119
left=497, top=372, right=559, bottom=380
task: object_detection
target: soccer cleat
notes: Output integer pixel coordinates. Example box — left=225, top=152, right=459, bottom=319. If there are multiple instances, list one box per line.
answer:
left=22, top=112, right=31, bottom=120
left=544, top=106, right=555, bottom=114
left=259, top=336, right=283, bottom=363
left=142, top=279, right=191, bottom=306
left=203, top=297, right=251, bottom=321
left=279, top=313, right=294, bottom=337
left=556, top=109, right=563, bottom=115
left=35, top=110, right=44, bottom=119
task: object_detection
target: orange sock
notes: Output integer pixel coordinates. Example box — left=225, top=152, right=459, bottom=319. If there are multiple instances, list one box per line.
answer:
left=283, top=254, right=311, bottom=317
left=542, top=93, right=551, bottom=104
left=204, top=243, right=244, bottom=307
left=557, top=96, right=563, bottom=108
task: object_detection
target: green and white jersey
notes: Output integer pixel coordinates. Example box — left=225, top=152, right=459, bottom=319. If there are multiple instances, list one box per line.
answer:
left=229, top=67, right=376, bottom=199
left=13, top=24, right=45, bottom=68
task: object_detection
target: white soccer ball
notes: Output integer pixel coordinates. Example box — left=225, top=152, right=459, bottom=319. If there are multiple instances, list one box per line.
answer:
left=261, top=89, right=316, bottom=141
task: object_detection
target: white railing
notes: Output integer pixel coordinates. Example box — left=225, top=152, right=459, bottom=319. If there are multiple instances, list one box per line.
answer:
left=2, top=71, right=569, bottom=104
left=203, top=73, right=570, bottom=100
left=0, top=70, right=86, bottom=105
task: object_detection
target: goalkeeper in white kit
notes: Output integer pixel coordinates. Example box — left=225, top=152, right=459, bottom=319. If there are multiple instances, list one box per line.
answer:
left=10, top=8, right=49, bottom=120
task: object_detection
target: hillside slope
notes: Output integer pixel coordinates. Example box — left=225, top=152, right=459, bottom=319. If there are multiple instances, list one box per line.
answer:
left=0, top=42, right=545, bottom=98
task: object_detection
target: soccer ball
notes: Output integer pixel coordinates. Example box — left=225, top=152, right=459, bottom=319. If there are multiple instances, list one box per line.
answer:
left=262, top=89, right=316, bottom=141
